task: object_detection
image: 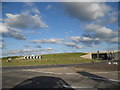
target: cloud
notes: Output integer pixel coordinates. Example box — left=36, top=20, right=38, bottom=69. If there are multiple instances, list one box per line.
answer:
left=0, top=43, right=5, bottom=49
left=69, top=36, right=81, bottom=43
left=35, top=45, right=41, bottom=48
left=105, top=45, right=118, bottom=51
left=64, top=2, right=118, bottom=46
left=45, top=48, right=53, bottom=50
left=31, top=38, right=63, bottom=44
left=46, top=4, right=52, bottom=10
left=84, top=24, right=117, bottom=38
left=23, top=30, right=41, bottom=34
left=0, top=23, right=9, bottom=33
left=24, top=45, right=30, bottom=48
left=110, top=37, right=119, bottom=44
left=64, top=2, right=110, bottom=21
left=83, top=24, right=118, bottom=44
left=2, top=30, right=26, bottom=40
left=64, top=42, right=82, bottom=49
left=0, top=19, right=4, bottom=22
left=2, top=49, right=42, bottom=56
left=0, top=23, right=26, bottom=40
left=2, top=48, right=53, bottom=56
left=1, top=2, right=47, bottom=41
left=25, top=2, right=35, bottom=7
left=25, top=2, right=41, bottom=14
left=5, top=12, right=48, bottom=29
left=32, top=8, right=41, bottom=14
left=96, top=11, right=118, bottom=25
left=70, top=36, right=100, bottom=46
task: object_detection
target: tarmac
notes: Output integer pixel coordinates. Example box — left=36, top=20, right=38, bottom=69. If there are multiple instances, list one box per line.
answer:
left=2, top=61, right=120, bottom=90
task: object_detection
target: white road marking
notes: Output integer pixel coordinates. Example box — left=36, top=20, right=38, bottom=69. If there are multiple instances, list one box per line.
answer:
left=91, top=71, right=120, bottom=74
left=84, top=77, right=120, bottom=82
left=109, top=79, right=120, bottom=82
left=63, top=85, right=89, bottom=88
left=23, top=69, right=119, bottom=74
left=22, top=69, right=77, bottom=75
left=22, top=69, right=119, bottom=82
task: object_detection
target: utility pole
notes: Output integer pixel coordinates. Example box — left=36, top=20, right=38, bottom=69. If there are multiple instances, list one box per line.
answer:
left=97, top=51, right=99, bottom=60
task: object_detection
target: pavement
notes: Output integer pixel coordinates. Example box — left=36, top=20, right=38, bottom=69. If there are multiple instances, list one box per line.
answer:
left=2, top=61, right=120, bottom=90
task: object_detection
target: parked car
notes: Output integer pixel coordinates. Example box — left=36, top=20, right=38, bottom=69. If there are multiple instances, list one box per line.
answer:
left=108, top=60, right=119, bottom=65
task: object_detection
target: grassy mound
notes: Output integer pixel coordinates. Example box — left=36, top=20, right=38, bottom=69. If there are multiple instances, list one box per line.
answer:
left=1, top=52, right=100, bottom=66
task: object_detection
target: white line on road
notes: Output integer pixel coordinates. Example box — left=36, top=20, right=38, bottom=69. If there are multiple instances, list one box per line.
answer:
left=63, top=85, right=90, bottom=88
left=22, top=69, right=120, bottom=82
left=22, top=69, right=119, bottom=75
left=22, top=69, right=77, bottom=75
left=91, top=71, right=120, bottom=74
left=84, top=77, right=120, bottom=82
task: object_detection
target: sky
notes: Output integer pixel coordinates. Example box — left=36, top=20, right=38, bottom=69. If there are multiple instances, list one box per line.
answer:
left=0, top=1, right=119, bottom=57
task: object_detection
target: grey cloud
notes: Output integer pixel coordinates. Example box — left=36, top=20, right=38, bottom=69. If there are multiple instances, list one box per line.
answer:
left=64, top=2, right=110, bottom=21
left=25, top=2, right=35, bottom=7
left=35, top=45, right=41, bottom=48
left=5, top=13, right=48, bottom=29
left=2, top=28, right=25, bottom=40
left=2, top=33, right=25, bottom=40
left=1, top=2, right=47, bottom=40
left=0, top=23, right=9, bottom=33
left=24, top=45, right=30, bottom=48
left=109, top=37, right=119, bottom=44
left=70, top=36, right=100, bottom=46
left=31, top=38, right=63, bottom=44
left=2, top=49, right=42, bottom=56
left=1, top=24, right=26, bottom=40
left=25, top=2, right=41, bottom=14
left=0, top=44, right=4, bottom=49
left=96, top=11, right=118, bottom=25
left=83, top=24, right=118, bottom=44
left=46, top=5, right=52, bottom=10
left=69, top=36, right=82, bottom=43
left=105, top=45, right=119, bottom=51
left=32, top=8, right=41, bottom=14
left=23, top=30, right=41, bottom=34
left=84, top=24, right=117, bottom=38
left=64, top=42, right=82, bottom=49
left=2, top=48, right=53, bottom=56
left=64, top=2, right=117, bottom=46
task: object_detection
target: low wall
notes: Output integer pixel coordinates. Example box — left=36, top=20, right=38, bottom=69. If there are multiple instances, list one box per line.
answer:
left=80, top=53, right=92, bottom=59
left=80, top=52, right=120, bottom=60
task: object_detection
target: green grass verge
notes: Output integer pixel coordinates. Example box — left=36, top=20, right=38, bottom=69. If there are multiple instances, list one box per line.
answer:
left=1, top=52, right=101, bottom=66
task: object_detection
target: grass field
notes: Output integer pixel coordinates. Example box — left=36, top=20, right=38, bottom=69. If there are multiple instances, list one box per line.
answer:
left=1, top=52, right=101, bottom=66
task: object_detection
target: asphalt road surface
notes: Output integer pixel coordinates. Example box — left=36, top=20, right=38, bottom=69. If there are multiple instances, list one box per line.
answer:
left=2, top=61, right=120, bottom=90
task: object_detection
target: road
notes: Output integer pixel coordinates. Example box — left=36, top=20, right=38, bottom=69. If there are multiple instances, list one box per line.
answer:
left=2, top=61, right=119, bottom=90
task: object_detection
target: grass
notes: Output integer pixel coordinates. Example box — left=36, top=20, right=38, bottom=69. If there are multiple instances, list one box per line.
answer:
left=1, top=52, right=101, bottom=66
